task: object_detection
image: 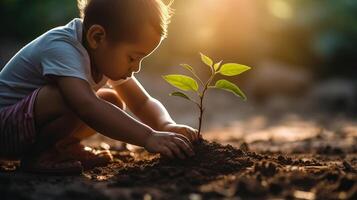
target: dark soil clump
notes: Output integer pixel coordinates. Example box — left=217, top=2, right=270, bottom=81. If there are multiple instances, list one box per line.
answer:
left=109, top=140, right=254, bottom=189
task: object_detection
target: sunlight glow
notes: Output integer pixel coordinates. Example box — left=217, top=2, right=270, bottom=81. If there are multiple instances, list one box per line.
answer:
left=268, top=0, right=293, bottom=19
left=196, top=27, right=215, bottom=44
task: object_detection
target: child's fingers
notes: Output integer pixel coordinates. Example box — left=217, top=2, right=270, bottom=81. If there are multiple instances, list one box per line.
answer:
left=160, top=146, right=174, bottom=159
left=193, top=129, right=199, bottom=141
left=187, top=129, right=197, bottom=142
left=197, top=130, right=203, bottom=139
left=173, top=137, right=194, bottom=157
left=189, top=132, right=196, bottom=142
left=167, top=141, right=186, bottom=159
left=191, top=130, right=198, bottom=141
left=174, top=134, right=193, bottom=149
left=186, top=128, right=196, bottom=139
left=184, top=129, right=194, bottom=142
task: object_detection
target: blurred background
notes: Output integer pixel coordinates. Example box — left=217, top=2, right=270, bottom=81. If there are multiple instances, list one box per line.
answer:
left=1, top=0, right=357, bottom=132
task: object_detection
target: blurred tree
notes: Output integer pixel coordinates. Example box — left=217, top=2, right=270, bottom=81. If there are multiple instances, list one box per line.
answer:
left=0, top=0, right=356, bottom=80
left=0, top=0, right=77, bottom=42
left=262, top=0, right=357, bottom=79
left=294, top=0, right=357, bottom=78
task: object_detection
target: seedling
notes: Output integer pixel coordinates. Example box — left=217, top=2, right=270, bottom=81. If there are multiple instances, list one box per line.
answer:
left=162, top=53, right=251, bottom=138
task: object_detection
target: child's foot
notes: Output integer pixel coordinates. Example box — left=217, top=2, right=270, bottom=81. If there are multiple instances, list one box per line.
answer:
left=21, top=143, right=113, bottom=174
left=21, top=148, right=83, bottom=175
left=57, top=143, right=114, bottom=170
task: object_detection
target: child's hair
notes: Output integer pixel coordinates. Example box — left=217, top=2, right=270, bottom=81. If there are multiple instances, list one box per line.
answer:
left=77, top=0, right=174, bottom=42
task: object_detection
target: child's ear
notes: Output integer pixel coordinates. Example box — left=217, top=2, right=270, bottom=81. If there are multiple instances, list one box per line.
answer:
left=86, top=25, right=106, bottom=49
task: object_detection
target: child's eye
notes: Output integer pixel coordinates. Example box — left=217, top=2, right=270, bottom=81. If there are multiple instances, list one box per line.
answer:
left=128, top=56, right=135, bottom=62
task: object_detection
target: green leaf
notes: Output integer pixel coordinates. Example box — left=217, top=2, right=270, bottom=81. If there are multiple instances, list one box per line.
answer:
left=199, top=52, right=213, bottom=68
left=213, top=60, right=223, bottom=71
left=214, top=79, right=247, bottom=100
left=162, top=74, right=199, bottom=92
left=218, top=63, right=251, bottom=76
left=180, top=64, right=195, bottom=73
left=180, top=64, right=204, bottom=86
left=169, top=91, right=192, bottom=101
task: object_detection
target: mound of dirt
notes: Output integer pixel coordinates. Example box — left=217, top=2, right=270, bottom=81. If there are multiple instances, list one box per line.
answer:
left=109, top=140, right=253, bottom=188
left=1, top=139, right=357, bottom=200
left=84, top=139, right=357, bottom=199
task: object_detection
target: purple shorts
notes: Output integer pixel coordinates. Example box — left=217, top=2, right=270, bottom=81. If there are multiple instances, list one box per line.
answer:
left=0, top=88, right=41, bottom=159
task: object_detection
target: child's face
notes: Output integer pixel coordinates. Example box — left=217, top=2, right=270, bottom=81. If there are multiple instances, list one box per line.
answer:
left=86, top=23, right=162, bottom=80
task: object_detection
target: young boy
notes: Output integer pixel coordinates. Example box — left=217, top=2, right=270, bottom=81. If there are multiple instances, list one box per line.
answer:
left=0, top=0, right=200, bottom=174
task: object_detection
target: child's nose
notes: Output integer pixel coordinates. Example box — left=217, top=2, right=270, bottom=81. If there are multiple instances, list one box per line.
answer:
left=132, top=62, right=141, bottom=73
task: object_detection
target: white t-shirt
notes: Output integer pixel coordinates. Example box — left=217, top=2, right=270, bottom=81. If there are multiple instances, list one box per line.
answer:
left=0, top=18, right=131, bottom=110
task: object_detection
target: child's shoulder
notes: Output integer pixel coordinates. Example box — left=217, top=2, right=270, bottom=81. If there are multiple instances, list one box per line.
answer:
left=40, top=18, right=84, bottom=47
left=35, top=18, right=88, bottom=63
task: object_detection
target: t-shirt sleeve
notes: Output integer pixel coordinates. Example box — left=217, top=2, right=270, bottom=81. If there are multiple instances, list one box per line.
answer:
left=40, top=40, right=89, bottom=82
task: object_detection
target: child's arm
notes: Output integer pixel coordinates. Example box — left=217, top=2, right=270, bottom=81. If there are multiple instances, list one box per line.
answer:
left=108, top=76, right=200, bottom=142
left=109, top=77, right=174, bottom=131
left=54, top=76, right=194, bottom=159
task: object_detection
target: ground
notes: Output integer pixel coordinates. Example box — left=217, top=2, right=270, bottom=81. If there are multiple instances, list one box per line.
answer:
left=1, top=109, right=357, bottom=200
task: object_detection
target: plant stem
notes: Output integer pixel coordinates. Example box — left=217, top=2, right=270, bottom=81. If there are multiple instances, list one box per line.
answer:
left=197, top=70, right=216, bottom=137
left=197, top=94, right=204, bottom=136
left=192, top=73, right=205, bottom=87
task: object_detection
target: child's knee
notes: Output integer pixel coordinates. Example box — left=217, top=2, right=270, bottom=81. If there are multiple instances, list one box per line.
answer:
left=34, top=84, right=75, bottom=128
left=38, top=84, right=72, bottom=113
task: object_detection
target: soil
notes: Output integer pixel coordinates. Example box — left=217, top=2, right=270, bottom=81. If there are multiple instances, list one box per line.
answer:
left=1, top=135, right=357, bottom=200
left=1, top=111, right=357, bottom=200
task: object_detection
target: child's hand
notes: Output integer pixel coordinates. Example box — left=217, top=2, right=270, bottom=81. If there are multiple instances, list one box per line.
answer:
left=144, top=131, right=195, bottom=159
left=161, top=123, right=201, bottom=142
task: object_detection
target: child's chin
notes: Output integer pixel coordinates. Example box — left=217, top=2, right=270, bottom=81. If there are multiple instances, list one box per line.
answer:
left=123, top=75, right=132, bottom=80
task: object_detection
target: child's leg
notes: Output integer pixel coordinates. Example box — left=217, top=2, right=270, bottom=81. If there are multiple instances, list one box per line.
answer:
left=55, top=88, right=126, bottom=146
left=21, top=84, right=125, bottom=172
left=33, top=85, right=125, bottom=151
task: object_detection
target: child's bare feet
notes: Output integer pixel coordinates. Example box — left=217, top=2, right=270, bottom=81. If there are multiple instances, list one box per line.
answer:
left=21, top=142, right=113, bottom=174
left=21, top=148, right=83, bottom=174
left=57, top=143, right=113, bottom=170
